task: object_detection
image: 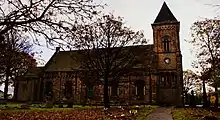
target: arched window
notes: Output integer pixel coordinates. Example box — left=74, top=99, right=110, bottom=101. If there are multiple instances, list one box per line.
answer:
left=135, top=80, right=145, bottom=100
left=162, top=35, right=170, bottom=52
left=111, top=81, right=118, bottom=96
left=64, top=81, right=73, bottom=99
left=45, top=81, right=53, bottom=97
left=87, top=86, right=93, bottom=99
left=160, top=73, right=170, bottom=88
left=171, top=73, right=177, bottom=88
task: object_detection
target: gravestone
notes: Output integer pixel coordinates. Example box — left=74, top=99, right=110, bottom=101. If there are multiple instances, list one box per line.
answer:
left=45, top=101, right=53, bottom=108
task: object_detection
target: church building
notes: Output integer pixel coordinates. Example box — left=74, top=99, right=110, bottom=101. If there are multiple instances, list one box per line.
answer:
left=14, top=2, right=183, bottom=106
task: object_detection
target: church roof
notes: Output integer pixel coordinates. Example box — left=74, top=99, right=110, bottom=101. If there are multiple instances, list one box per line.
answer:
left=153, top=2, right=178, bottom=24
left=44, top=45, right=156, bottom=72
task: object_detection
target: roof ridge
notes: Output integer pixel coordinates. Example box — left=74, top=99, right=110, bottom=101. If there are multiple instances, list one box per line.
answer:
left=59, top=44, right=154, bottom=52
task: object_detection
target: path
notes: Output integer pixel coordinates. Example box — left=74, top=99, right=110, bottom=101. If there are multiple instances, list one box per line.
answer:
left=146, top=107, right=173, bottom=120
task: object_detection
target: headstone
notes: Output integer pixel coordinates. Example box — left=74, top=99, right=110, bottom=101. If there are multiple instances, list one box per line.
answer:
left=45, top=101, right=53, bottom=108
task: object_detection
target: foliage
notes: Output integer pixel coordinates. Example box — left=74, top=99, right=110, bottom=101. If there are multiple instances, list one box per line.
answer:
left=0, top=29, right=37, bottom=99
left=201, top=65, right=220, bottom=88
left=188, top=18, right=220, bottom=107
left=0, top=38, right=36, bottom=83
left=190, top=19, right=220, bottom=68
left=0, top=0, right=103, bottom=47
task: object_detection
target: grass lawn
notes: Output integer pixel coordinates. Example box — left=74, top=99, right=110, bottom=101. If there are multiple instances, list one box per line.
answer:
left=134, top=105, right=158, bottom=120
left=0, top=103, right=21, bottom=108
left=0, top=104, right=158, bottom=120
left=0, top=103, right=103, bottom=110
left=172, top=108, right=219, bottom=120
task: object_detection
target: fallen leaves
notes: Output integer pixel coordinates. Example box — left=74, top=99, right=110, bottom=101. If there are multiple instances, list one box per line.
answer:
left=0, top=108, right=134, bottom=120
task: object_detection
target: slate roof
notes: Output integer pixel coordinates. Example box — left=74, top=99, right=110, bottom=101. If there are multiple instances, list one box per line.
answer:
left=44, top=44, right=156, bottom=72
left=153, top=2, right=178, bottom=24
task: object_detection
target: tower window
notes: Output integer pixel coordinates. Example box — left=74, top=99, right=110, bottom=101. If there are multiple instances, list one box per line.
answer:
left=162, top=35, right=170, bottom=52
left=160, top=75, right=170, bottom=87
left=160, top=72, right=177, bottom=88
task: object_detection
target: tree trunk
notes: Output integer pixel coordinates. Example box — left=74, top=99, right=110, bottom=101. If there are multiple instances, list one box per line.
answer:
left=212, top=62, right=218, bottom=108
left=4, top=67, right=10, bottom=100
left=214, top=83, right=218, bottom=108
left=104, top=69, right=110, bottom=108
left=202, top=79, right=208, bottom=108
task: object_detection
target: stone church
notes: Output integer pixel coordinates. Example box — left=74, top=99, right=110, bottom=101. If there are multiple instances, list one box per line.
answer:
left=14, top=2, right=183, bottom=106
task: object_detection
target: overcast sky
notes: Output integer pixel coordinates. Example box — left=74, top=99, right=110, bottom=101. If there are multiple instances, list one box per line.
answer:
left=37, top=0, right=220, bottom=72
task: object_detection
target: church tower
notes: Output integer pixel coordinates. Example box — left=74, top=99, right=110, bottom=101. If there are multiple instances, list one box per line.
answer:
left=152, top=2, right=183, bottom=106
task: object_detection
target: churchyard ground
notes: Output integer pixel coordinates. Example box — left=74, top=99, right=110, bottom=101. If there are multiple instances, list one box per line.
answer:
left=1, top=103, right=220, bottom=120
left=0, top=104, right=158, bottom=120
left=172, top=107, right=220, bottom=120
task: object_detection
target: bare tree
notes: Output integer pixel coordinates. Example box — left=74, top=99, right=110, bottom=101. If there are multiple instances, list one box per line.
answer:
left=0, top=0, right=103, bottom=47
left=0, top=29, right=37, bottom=100
left=71, top=14, right=153, bottom=108
left=188, top=18, right=220, bottom=108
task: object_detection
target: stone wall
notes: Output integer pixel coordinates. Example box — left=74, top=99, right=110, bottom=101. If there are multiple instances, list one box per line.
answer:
left=45, top=72, right=85, bottom=104
left=43, top=72, right=157, bottom=105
